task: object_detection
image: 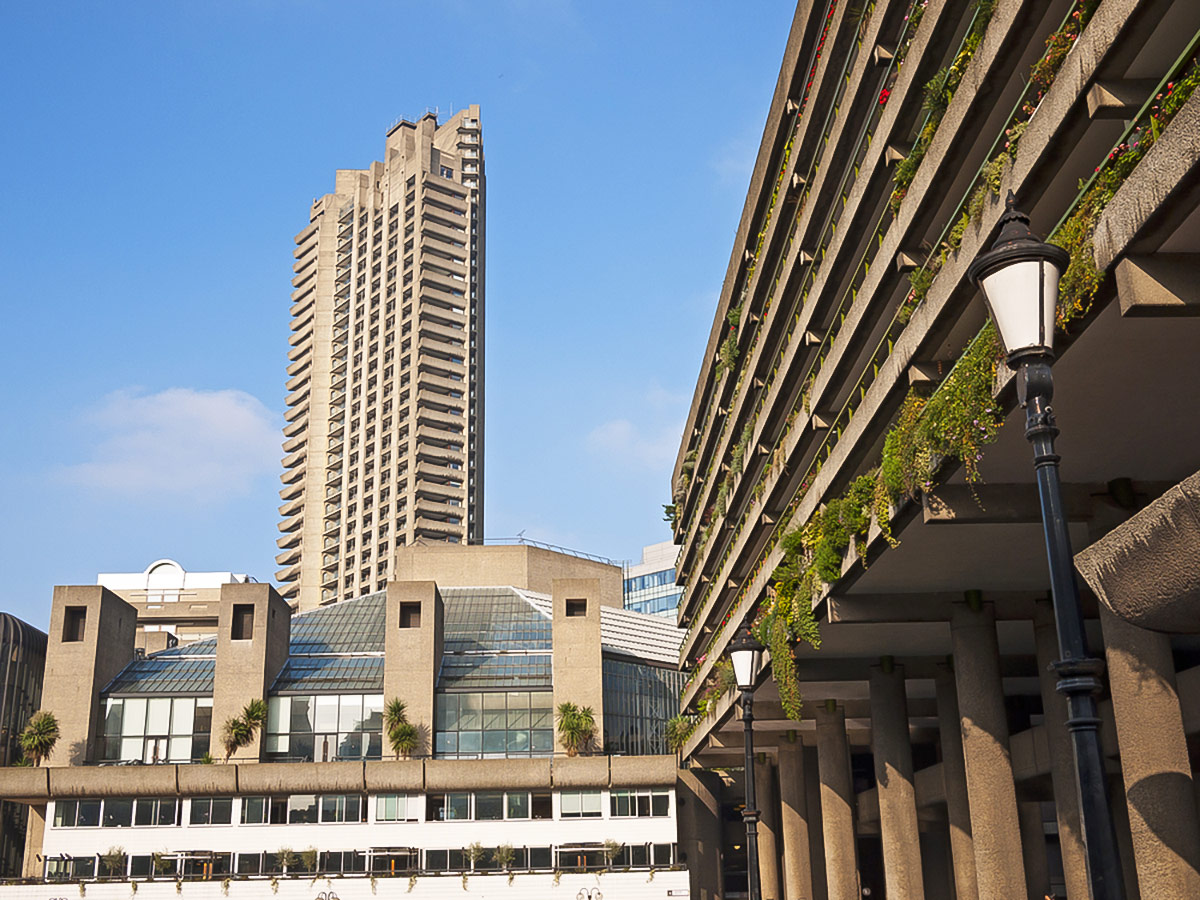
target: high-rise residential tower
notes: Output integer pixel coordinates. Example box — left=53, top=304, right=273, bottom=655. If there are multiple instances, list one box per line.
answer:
left=277, top=107, right=485, bottom=611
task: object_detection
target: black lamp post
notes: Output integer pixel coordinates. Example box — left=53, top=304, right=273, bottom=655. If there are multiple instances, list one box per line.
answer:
left=968, top=193, right=1124, bottom=900
left=729, top=620, right=765, bottom=900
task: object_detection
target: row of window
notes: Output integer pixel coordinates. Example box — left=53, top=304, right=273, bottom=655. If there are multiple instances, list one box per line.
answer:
left=51, top=789, right=671, bottom=829
left=46, top=842, right=675, bottom=882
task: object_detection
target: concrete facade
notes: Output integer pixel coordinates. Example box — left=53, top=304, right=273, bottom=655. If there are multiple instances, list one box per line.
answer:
left=669, top=0, right=1200, bottom=896
left=277, top=108, right=486, bottom=611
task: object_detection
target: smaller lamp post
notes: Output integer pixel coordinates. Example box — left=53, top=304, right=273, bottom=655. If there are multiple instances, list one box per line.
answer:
left=729, top=620, right=765, bottom=900
left=967, top=193, right=1123, bottom=900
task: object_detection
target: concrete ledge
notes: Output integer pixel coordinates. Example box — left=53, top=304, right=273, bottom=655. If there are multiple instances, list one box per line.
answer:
left=177, top=764, right=238, bottom=796
left=610, top=755, right=678, bottom=788
left=0, top=766, right=49, bottom=801
left=49, top=765, right=177, bottom=798
left=364, top=759, right=425, bottom=792
left=1076, top=469, right=1200, bottom=633
left=424, top=758, right=550, bottom=791
left=551, top=755, right=609, bottom=788
left=236, top=761, right=364, bottom=795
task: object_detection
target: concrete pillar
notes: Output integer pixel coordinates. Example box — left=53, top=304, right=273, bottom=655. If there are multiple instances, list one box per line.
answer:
left=1034, top=600, right=1091, bottom=900
left=384, top=579, right=444, bottom=751
left=935, top=664, right=979, bottom=900
left=21, top=805, right=45, bottom=878
left=868, top=664, right=924, bottom=899
left=779, top=738, right=815, bottom=899
left=805, top=745, right=829, bottom=900
left=1019, top=801, right=1050, bottom=899
left=950, top=602, right=1026, bottom=900
left=678, top=769, right=724, bottom=900
left=1101, top=606, right=1200, bottom=897
left=551, top=578, right=605, bottom=753
left=1109, top=775, right=1143, bottom=900
left=815, top=704, right=859, bottom=900
left=757, top=758, right=783, bottom=900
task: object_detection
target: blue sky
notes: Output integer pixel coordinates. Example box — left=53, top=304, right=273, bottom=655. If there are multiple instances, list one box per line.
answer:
left=0, top=0, right=793, bottom=628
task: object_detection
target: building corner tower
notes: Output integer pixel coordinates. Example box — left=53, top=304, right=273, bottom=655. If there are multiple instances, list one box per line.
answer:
left=276, top=107, right=485, bottom=612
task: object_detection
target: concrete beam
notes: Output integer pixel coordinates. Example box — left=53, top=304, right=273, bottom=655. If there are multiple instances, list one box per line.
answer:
left=907, top=362, right=944, bottom=386
left=921, top=483, right=1096, bottom=525
left=826, top=591, right=1044, bottom=623
left=1115, top=254, right=1200, bottom=316
left=1086, top=79, right=1157, bottom=119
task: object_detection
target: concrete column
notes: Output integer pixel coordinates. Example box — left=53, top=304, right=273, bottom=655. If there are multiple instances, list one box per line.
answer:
left=779, top=738, right=815, bottom=899
left=757, top=758, right=783, bottom=900
left=1019, top=801, right=1050, bottom=900
left=815, top=704, right=860, bottom=900
left=21, top=805, right=45, bottom=878
left=1101, top=606, right=1200, bottom=897
left=950, top=602, right=1026, bottom=900
left=678, top=769, right=724, bottom=900
left=935, top=664, right=979, bottom=900
left=868, top=664, right=924, bottom=899
left=805, top=745, right=829, bottom=900
left=1109, top=775, right=1143, bottom=900
left=1034, top=600, right=1091, bottom=900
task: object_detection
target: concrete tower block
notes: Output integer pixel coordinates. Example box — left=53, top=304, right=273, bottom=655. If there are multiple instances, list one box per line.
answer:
left=42, top=585, right=137, bottom=766
left=551, top=578, right=604, bottom=754
left=212, top=583, right=291, bottom=762
left=384, top=580, right=444, bottom=746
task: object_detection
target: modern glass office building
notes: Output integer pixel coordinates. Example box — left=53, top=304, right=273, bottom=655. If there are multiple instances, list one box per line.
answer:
left=0, top=613, right=46, bottom=876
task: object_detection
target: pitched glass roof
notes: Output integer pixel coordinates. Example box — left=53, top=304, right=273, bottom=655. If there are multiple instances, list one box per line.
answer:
left=440, top=587, right=551, bottom=653
left=290, top=592, right=386, bottom=654
left=104, top=656, right=215, bottom=695
left=272, top=656, right=384, bottom=693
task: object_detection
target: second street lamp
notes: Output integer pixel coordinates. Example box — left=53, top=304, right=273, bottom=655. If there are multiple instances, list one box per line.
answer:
left=728, top=621, right=764, bottom=900
left=968, top=193, right=1124, bottom=900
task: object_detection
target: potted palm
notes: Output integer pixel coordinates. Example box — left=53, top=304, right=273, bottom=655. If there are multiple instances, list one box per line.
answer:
left=555, top=703, right=596, bottom=756
left=19, top=711, right=59, bottom=766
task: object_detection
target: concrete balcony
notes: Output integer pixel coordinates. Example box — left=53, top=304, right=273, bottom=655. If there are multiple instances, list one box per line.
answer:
left=416, top=459, right=465, bottom=485
left=277, top=512, right=303, bottom=534
left=275, top=546, right=301, bottom=567
left=275, top=562, right=301, bottom=584
left=419, top=284, right=468, bottom=312
left=277, top=495, right=304, bottom=518
left=276, top=530, right=301, bottom=550
left=416, top=389, right=464, bottom=415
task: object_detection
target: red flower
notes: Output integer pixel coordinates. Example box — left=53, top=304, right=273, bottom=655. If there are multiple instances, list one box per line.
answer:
left=878, top=88, right=891, bottom=105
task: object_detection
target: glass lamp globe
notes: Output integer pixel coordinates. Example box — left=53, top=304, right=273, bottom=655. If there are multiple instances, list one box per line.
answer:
left=728, top=621, right=764, bottom=691
left=967, top=192, right=1070, bottom=362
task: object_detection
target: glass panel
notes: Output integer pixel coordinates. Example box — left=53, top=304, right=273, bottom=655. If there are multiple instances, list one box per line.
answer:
left=194, top=698, right=213, bottom=734
left=237, top=853, right=262, bottom=875
left=652, top=844, right=672, bottom=866
left=103, top=698, right=123, bottom=738
left=531, top=729, right=553, bottom=752
left=170, top=698, right=194, bottom=735
left=156, top=799, right=177, bottom=826
left=168, top=736, right=190, bottom=761
left=436, top=693, right=459, bottom=730
left=375, top=795, right=397, bottom=821
left=651, top=793, right=669, bottom=816
left=288, top=795, right=318, bottom=824
left=636, top=794, right=651, bottom=817
left=531, top=793, right=552, bottom=819
left=581, top=791, right=602, bottom=816
left=314, top=695, right=339, bottom=732
left=363, top=694, right=384, bottom=731
left=119, top=737, right=142, bottom=761
left=528, top=847, right=552, bottom=868
left=505, top=792, right=529, bottom=819
left=267, top=696, right=290, bottom=733
left=241, top=797, right=267, bottom=825
left=458, top=693, right=481, bottom=730
left=612, top=791, right=630, bottom=817
left=458, top=730, right=481, bottom=753
left=338, top=694, right=363, bottom=732
left=338, top=732, right=362, bottom=758
left=264, top=733, right=288, bottom=754
left=507, top=706, right=529, bottom=729
left=134, top=800, right=154, bottom=827
left=366, top=731, right=382, bottom=759
left=446, top=793, right=470, bottom=820
left=506, top=730, right=529, bottom=753
left=435, top=732, right=457, bottom=754
left=121, top=698, right=146, bottom=736
left=561, top=792, right=581, bottom=816
left=290, top=696, right=313, bottom=732
left=481, top=730, right=505, bottom=753
left=321, top=795, right=342, bottom=822
left=103, top=799, right=132, bottom=827
left=475, top=792, right=503, bottom=820
left=190, top=799, right=212, bottom=826
left=291, top=732, right=314, bottom=761
left=146, top=697, right=171, bottom=735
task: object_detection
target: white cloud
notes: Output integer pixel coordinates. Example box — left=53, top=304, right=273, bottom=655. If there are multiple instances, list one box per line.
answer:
left=60, top=387, right=280, bottom=504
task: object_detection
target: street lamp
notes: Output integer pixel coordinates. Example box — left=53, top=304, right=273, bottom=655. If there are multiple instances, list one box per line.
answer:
left=968, top=192, right=1124, bottom=900
left=729, top=620, right=764, bottom=900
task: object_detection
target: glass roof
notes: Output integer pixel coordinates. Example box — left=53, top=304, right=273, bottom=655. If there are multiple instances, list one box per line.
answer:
left=290, top=592, right=386, bottom=654
left=440, top=587, right=551, bottom=652
left=272, top=656, right=384, bottom=693
left=105, top=656, right=215, bottom=695
left=438, top=653, right=553, bottom=690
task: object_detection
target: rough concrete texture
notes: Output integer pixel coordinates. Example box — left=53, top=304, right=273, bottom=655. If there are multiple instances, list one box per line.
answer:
left=0, top=766, right=48, bottom=802
left=236, top=760, right=364, bottom=794
left=176, top=764, right=238, bottom=796
left=424, top=757, right=550, bottom=791
left=48, top=761, right=176, bottom=798
left=778, top=740, right=815, bottom=900
left=383, top=579, right=443, bottom=746
left=1094, top=89, right=1200, bottom=270
left=1101, top=606, right=1200, bottom=896
left=1019, top=800, right=1050, bottom=900
left=868, top=666, right=924, bottom=900
left=21, top=806, right=45, bottom=878
left=1034, top=601, right=1092, bottom=900
left=362, top=759, right=425, bottom=792
left=677, top=768, right=724, bottom=900
left=1076, top=469, right=1200, bottom=632
left=757, top=759, right=783, bottom=900
left=815, top=705, right=860, bottom=900
left=803, top=745, right=829, bottom=900
left=950, top=603, right=1027, bottom=900
left=609, top=754, right=678, bottom=787
left=550, top=754, right=609, bottom=788
left=551, top=578, right=605, bottom=753
left=934, top=664, right=979, bottom=900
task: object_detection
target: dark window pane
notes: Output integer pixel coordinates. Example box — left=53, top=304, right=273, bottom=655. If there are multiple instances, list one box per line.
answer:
left=189, top=800, right=212, bottom=826
left=475, top=792, right=503, bottom=820
left=506, top=792, right=529, bottom=819
left=531, top=793, right=552, bottom=819
left=212, top=798, right=233, bottom=824
left=528, top=847, right=552, bottom=868
left=651, top=793, right=669, bottom=816
left=425, top=850, right=448, bottom=871
left=77, top=800, right=100, bottom=827
left=103, top=799, right=132, bottom=828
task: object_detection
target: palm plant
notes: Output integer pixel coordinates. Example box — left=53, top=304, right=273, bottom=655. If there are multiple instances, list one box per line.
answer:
left=19, top=711, right=59, bottom=766
left=221, top=717, right=253, bottom=762
left=492, top=844, right=515, bottom=871
left=384, top=698, right=419, bottom=759
left=555, top=703, right=596, bottom=757
left=100, top=847, right=127, bottom=879
left=242, top=699, right=268, bottom=729
left=464, top=842, right=485, bottom=871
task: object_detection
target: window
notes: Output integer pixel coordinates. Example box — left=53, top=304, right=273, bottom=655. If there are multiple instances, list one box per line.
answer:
left=320, top=794, right=365, bottom=823
left=53, top=799, right=100, bottom=828
left=240, top=796, right=274, bottom=825
left=434, top=691, right=553, bottom=760
left=102, top=799, right=133, bottom=827
left=231, top=604, right=254, bottom=640
left=610, top=789, right=670, bottom=818
left=99, top=696, right=212, bottom=764
left=506, top=792, right=530, bottom=819
left=63, top=606, right=87, bottom=642
left=565, top=599, right=587, bottom=617
left=189, top=797, right=233, bottom=826
left=475, top=792, right=503, bottom=820
left=399, top=602, right=421, bottom=628
left=287, top=794, right=318, bottom=824
left=427, top=792, right=471, bottom=821
left=375, top=794, right=418, bottom=822
left=264, top=694, right=383, bottom=763
left=560, top=791, right=602, bottom=818
left=532, top=792, right=553, bottom=820
left=134, top=798, right=178, bottom=827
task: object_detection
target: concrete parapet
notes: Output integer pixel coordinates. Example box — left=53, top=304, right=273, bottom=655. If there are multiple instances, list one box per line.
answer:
left=424, top=757, right=550, bottom=791
left=552, top=755, right=609, bottom=788
left=610, top=754, right=678, bottom=787
left=49, top=765, right=177, bottom=798
left=236, top=760, right=364, bottom=795
left=363, top=759, right=425, bottom=793
left=176, top=764, right=238, bottom=796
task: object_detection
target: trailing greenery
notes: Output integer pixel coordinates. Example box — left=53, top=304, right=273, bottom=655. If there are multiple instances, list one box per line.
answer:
left=18, top=710, right=59, bottom=766
left=492, top=844, right=515, bottom=870
left=101, top=847, right=127, bottom=878
left=665, top=714, right=697, bottom=753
